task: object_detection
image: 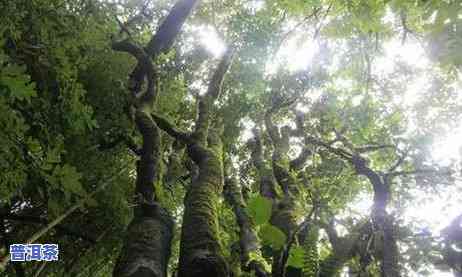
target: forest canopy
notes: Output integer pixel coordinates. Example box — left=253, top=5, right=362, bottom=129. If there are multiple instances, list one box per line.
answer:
left=0, top=0, right=461, bottom=276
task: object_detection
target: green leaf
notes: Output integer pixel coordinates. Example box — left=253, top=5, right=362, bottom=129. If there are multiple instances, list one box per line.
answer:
left=246, top=195, right=272, bottom=225
left=0, top=64, right=36, bottom=101
left=259, top=224, right=287, bottom=250
left=53, top=164, right=85, bottom=199
left=287, top=246, right=305, bottom=268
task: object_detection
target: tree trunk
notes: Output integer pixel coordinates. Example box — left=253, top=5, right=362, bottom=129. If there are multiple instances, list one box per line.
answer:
left=113, top=112, right=174, bottom=277
left=152, top=49, right=234, bottom=277
left=110, top=0, right=200, bottom=274
left=113, top=203, right=173, bottom=277
left=178, top=131, right=228, bottom=277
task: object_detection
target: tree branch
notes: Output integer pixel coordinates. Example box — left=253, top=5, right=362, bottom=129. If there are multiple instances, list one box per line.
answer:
left=289, top=112, right=314, bottom=170
left=145, top=0, right=199, bottom=57
left=98, top=134, right=141, bottom=155
left=321, top=218, right=340, bottom=247
left=264, top=109, right=281, bottom=145
left=111, top=38, right=156, bottom=103
left=111, top=38, right=149, bottom=64
left=279, top=208, right=316, bottom=272
left=223, top=158, right=259, bottom=269
left=305, top=135, right=353, bottom=161
left=387, top=169, right=451, bottom=177
left=126, top=0, right=199, bottom=97
left=272, top=6, right=322, bottom=58
left=264, top=93, right=298, bottom=145
left=355, top=144, right=395, bottom=154
left=388, top=147, right=409, bottom=173
left=205, top=47, right=235, bottom=101
left=151, top=113, right=191, bottom=144
left=193, top=47, right=235, bottom=143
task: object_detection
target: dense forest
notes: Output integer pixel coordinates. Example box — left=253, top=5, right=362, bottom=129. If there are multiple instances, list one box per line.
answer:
left=1, top=0, right=461, bottom=276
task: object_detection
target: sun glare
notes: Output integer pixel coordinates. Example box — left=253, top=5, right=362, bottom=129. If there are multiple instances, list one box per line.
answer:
left=266, top=34, right=319, bottom=74
left=375, top=38, right=428, bottom=75
left=244, top=0, right=265, bottom=14
left=197, top=25, right=226, bottom=58
left=432, top=124, right=462, bottom=166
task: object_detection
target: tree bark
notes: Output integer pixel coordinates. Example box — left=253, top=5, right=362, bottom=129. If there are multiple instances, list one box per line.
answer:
left=154, top=48, right=234, bottom=277
left=113, top=203, right=173, bottom=277
left=177, top=130, right=228, bottom=277
left=224, top=158, right=267, bottom=276
left=112, top=1, right=199, bottom=276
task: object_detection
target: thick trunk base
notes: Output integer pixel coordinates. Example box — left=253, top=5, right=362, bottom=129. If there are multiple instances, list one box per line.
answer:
left=113, top=203, right=173, bottom=277
left=179, top=250, right=228, bottom=277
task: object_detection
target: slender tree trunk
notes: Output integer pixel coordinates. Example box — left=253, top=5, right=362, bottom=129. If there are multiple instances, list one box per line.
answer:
left=224, top=158, right=268, bottom=276
left=264, top=114, right=300, bottom=277
left=354, top=160, right=400, bottom=277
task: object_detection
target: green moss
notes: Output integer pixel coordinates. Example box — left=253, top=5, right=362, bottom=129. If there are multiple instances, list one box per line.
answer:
left=178, top=136, right=229, bottom=277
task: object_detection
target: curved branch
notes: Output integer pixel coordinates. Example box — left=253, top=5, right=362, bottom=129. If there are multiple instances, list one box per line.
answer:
left=128, top=0, right=200, bottom=96
left=151, top=113, right=191, bottom=144
left=111, top=38, right=156, bottom=104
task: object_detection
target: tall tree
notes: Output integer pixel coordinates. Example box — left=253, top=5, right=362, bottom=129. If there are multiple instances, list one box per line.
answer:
left=111, top=1, right=198, bottom=276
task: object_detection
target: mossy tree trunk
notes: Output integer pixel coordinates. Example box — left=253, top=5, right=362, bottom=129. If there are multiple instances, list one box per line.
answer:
left=153, top=48, right=235, bottom=277
left=111, top=1, right=199, bottom=276
left=177, top=129, right=228, bottom=277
